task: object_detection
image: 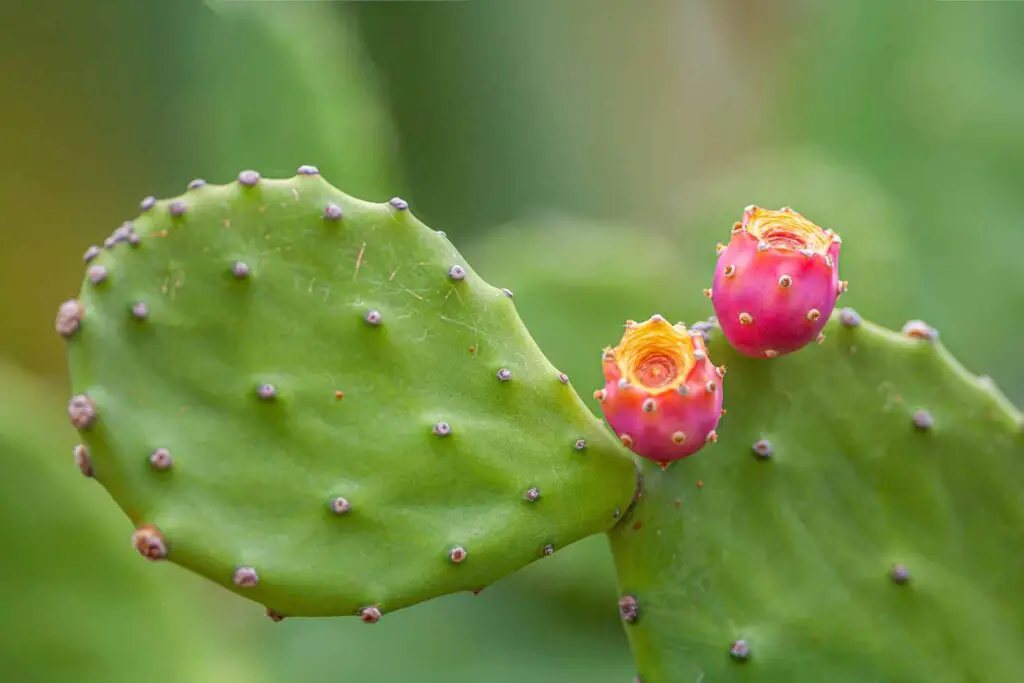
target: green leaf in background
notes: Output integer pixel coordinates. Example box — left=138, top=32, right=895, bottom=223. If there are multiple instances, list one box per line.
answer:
left=0, top=360, right=256, bottom=683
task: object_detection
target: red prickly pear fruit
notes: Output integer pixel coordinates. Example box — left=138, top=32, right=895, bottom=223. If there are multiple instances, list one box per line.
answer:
left=710, top=205, right=844, bottom=359
left=597, top=315, right=725, bottom=465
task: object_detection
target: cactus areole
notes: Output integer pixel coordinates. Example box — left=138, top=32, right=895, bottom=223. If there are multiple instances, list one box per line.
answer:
left=598, top=315, right=724, bottom=464
left=711, top=206, right=844, bottom=358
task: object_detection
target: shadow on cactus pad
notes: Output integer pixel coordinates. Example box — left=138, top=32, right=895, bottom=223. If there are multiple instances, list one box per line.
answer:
left=58, top=169, right=638, bottom=619
left=609, top=313, right=1024, bottom=683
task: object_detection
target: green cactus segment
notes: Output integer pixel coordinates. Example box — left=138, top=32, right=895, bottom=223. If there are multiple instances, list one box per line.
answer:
left=63, top=171, right=637, bottom=618
left=608, top=313, right=1024, bottom=683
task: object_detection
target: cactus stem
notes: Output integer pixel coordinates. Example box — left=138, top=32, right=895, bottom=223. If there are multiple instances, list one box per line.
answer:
left=87, top=265, right=109, bottom=286
left=68, top=395, right=97, bottom=429
left=329, top=497, right=352, bottom=515
left=496, top=368, right=512, bottom=382
left=447, top=265, right=466, bottom=281
left=149, top=448, right=172, bottom=470
left=323, top=203, right=343, bottom=221
left=233, top=566, right=260, bottom=587
left=56, top=299, right=84, bottom=338
left=73, top=444, right=93, bottom=477
left=912, top=409, right=934, bottom=431
left=256, top=384, right=277, bottom=401
left=232, top=261, right=250, bottom=279
left=83, top=245, right=101, bottom=263
left=738, top=312, right=753, bottom=326
left=140, top=196, right=156, bottom=212
left=778, top=274, right=793, bottom=288
left=432, top=422, right=452, bottom=437
left=724, top=264, right=736, bottom=277
left=359, top=606, right=381, bottom=623
left=524, top=487, right=540, bottom=502
left=131, top=301, right=149, bottom=321
left=642, top=398, right=657, bottom=413
left=238, top=170, right=261, bottom=187
left=618, top=594, right=639, bottom=623
left=132, top=525, right=167, bottom=560
left=448, top=546, right=467, bottom=564
left=364, top=309, right=382, bottom=326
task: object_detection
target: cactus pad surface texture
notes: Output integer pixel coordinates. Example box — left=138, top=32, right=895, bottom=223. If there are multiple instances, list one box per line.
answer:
left=609, top=313, right=1024, bottom=683
left=61, top=169, right=637, bottom=619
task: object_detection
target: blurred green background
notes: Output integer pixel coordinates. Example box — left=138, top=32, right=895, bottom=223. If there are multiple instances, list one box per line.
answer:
left=2, top=1, right=1022, bottom=681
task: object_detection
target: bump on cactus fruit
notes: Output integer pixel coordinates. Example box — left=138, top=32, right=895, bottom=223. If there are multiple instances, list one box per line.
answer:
left=597, top=315, right=724, bottom=465
left=710, top=205, right=844, bottom=359
left=608, top=313, right=1024, bottom=683
left=59, top=169, right=638, bottom=619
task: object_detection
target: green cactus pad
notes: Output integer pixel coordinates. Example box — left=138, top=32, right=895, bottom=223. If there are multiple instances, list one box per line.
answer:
left=62, top=170, right=637, bottom=618
left=608, top=313, right=1023, bottom=683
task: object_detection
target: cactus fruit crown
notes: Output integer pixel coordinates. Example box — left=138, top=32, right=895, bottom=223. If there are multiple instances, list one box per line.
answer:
left=58, top=169, right=638, bottom=619
left=598, top=316, right=724, bottom=465
left=741, top=206, right=833, bottom=253
left=610, top=314, right=1024, bottom=683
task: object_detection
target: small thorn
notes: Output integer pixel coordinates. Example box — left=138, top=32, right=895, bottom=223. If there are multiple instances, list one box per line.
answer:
left=83, top=245, right=101, bottom=263
left=738, top=312, right=753, bottom=325
left=705, top=381, right=717, bottom=393
left=149, top=448, right=172, bottom=470
left=825, top=254, right=835, bottom=268
left=448, top=265, right=466, bottom=281
left=73, top=444, right=93, bottom=477
left=168, top=201, right=187, bottom=217
left=448, top=546, right=468, bottom=564
left=693, top=349, right=706, bottom=361
left=752, top=439, right=773, bottom=459
left=816, top=333, right=826, bottom=344
left=187, top=178, right=207, bottom=190
left=696, top=480, right=704, bottom=489
left=624, top=319, right=638, bottom=329
left=703, top=288, right=713, bottom=298
left=388, top=197, right=408, bottom=211
left=902, top=320, right=939, bottom=341
left=496, top=367, right=512, bottom=382
left=721, top=408, right=727, bottom=415
left=716, top=365, right=726, bottom=377
left=334, top=390, right=344, bottom=400
left=557, top=372, right=569, bottom=384
left=323, top=203, right=343, bottom=220
left=132, top=525, right=167, bottom=560
left=140, top=196, right=156, bottom=212
left=574, top=438, right=587, bottom=451
left=731, top=221, right=743, bottom=233
left=677, top=384, right=690, bottom=396
left=806, top=308, right=821, bottom=322
left=757, top=241, right=769, bottom=252
left=131, top=301, right=149, bottom=321
left=839, top=307, right=861, bottom=327
left=618, top=595, right=639, bottom=623
left=799, top=248, right=814, bottom=257
left=56, top=299, right=84, bottom=338
left=542, top=543, right=555, bottom=556
left=890, top=564, right=911, bottom=585
left=764, top=349, right=779, bottom=358
left=524, top=487, right=540, bottom=502
left=297, top=164, right=320, bottom=176
left=233, top=566, right=260, bottom=587
left=432, top=422, right=452, bottom=437
left=87, top=265, right=109, bottom=285
left=724, top=264, right=736, bottom=278
left=500, top=287, right=514, bottom=298
left=620, top=434, right=634, bottom=448
left=839, top=280, right=849, bottom=293
left=650, top=314, right=666, bottom=322
left=912, top=409, right=934, bottom=431
left=602, top=347, right=616, bottom=362
left=436, top=231, right=447, bottom=237
left=364, top=309, right=382, bottom=326
left=706, top=431, right=718, bottom=443
left=618, top=379, right=630, bottom=390
left=329, top=497, right=351, bottom=515
left=257, top=384, right=277, bottom=401
left=238, top=170, right=261, bottom=187
left=778, top=274, right=792, bottom=288
left=359, top=606, right=381, bottom=623
left=671, top=431, right=687, bottom=445
left=68, top=395, right=97, bottom=430
left=232, top=261, right=250, bottom=279
left=716, top=242, right=726, bottom=254
left=593, top=389, right=607, bottom=401
left=729, top=639, right=750, bottom=661
left=266, top=608, right=286, bottom=622
left=642, top=398, right=657, bottom=413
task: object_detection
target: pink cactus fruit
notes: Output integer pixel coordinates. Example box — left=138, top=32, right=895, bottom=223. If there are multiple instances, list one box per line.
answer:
left=709, top=205, right=846, bottom=359
left=596, top=315, right=725, bottom=468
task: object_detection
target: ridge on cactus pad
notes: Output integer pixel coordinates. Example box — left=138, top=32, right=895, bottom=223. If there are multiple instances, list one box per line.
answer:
left=58, top=169, right=638, bottom=619
left=608, top=313, right=1024, bottom=683
left=597, top=315, right=725, bottom=465
left=710, top=205, right=845, bottom=359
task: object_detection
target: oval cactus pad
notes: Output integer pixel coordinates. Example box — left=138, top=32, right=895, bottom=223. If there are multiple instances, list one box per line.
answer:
left=61, top=170, right=637, bottom=619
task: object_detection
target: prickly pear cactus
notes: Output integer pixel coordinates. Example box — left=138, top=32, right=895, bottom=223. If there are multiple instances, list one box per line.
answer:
left=58, top=169, right=637, bottom=619
left=608, top=312, right=1024, bottom=683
